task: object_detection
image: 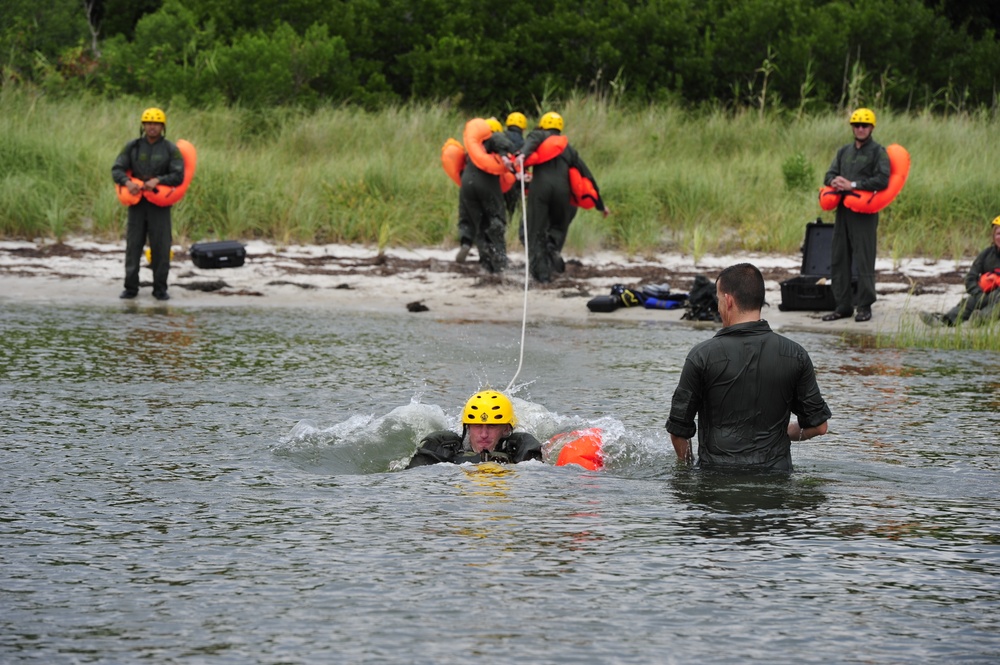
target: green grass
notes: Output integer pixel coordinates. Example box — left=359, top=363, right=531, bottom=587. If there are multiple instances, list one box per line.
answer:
left=875, top=317, right=1000, bottom=351
left=861, top=292, right=1000, bottom=352
left=3, top=88, right=1000, bottom=263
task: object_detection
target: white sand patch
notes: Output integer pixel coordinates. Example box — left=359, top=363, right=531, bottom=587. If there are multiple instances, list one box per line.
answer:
left=0, top=237, right=969, bottom=334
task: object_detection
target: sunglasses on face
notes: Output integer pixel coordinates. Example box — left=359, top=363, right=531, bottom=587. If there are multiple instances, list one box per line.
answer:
left=851, top=123, right=872, bottom=128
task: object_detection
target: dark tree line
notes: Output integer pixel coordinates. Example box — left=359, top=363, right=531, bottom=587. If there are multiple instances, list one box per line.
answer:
left=3, top=0, right=999, bottom=113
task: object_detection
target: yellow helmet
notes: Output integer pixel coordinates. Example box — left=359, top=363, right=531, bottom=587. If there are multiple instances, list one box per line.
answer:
left=849, top=108, right=876, bottom=126
left=486, top=117, right=503, bottom=133
left=992, top=215, right=1000, bottom=227
left=505, top=112, right=527, bottom=130
left=141, top=107, right=167, bottom=125
left=462, top=390, right=516, bottom=427
left=539, top=111, right=564, bottom=132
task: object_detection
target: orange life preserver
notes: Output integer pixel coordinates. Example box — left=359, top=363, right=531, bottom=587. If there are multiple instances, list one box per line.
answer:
left=818, top=186, right=840, bottom=211
left=818, top=143, right=909, bottom=214
left=523, top=135, right=568, bottom=167
left=549, top=427, right=604, bottom=471
left=499, top=170, right=515, bottom=194
left=145, top=139, right=197, bottom=207
left=441, top=138, right=466, bottom=187
left=115, top=176, right=144, bottom=206
left=446, top=123, right=515, bottom=193
left=979, top=272, right=1000, bottom=293
left=463, top=118, right=508, bottom=176
left=844, top=143, right=909, bottom=213
left=569, top=167, right=600, bottom=209
left=116, top=139, right=197, bottom=207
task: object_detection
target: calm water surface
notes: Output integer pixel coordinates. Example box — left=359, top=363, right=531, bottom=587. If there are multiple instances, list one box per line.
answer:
left=2, top=303, right=998, bottom=664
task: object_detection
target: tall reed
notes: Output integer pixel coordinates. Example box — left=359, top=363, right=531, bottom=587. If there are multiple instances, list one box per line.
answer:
left=3, top=89, right=1000, bottom=264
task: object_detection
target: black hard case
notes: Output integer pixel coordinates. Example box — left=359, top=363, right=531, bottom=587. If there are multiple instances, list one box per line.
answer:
left=778, top=220, right=856, bottom=311
left=190, top=241, right=247, bottom=269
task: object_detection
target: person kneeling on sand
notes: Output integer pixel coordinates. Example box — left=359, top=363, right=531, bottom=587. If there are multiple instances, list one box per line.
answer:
left=406, top=390, right=541, bottom=467
left=922, top=215, right=1000, bottom=327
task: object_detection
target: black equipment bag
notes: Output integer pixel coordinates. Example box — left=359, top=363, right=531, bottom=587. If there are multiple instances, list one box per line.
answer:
left=190, top=240, right=247, bottom=269
left=778, top=219, right=857, bottom=311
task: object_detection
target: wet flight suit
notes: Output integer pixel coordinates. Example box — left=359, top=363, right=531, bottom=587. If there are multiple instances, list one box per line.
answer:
left=824, top=139, right=890, bottom=316
left=458, top=132, right=516, bottom=274
left=405, top=430, right=542, bottom=468
left=666, top=320, right=831, bottom=471
left=520, top=128, right=605, bottom=282
left=112, top=136, right=184, bottom=297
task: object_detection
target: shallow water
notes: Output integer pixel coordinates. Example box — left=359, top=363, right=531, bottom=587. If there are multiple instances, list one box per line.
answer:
left=2, top=303, right=998, bottom=664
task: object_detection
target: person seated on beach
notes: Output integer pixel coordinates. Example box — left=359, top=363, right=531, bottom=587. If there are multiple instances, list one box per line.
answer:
left=922, top=215, right=1000, bottom=327
left=405, top=390, right=542, bottom=468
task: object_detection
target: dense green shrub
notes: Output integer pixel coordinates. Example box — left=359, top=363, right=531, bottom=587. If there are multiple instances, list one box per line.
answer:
left=3, top=0, right=999, bottom=114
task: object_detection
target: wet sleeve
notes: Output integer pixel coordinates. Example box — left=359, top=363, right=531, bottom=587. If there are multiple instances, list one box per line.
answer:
left=791, top=351, right=831, bottom=429
left=405, top=431, right=463, bottom=468
left=665, top=354, right=701, bottom=439
left=518, top=129, right=547, bottom=159
left=486, top=133, right=515, bottom=156
left=509, top=433, right=543, bottom=463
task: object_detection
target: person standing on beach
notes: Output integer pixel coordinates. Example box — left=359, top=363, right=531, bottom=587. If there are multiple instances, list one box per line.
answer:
left=666, top=263, right=831, bottom=471
left=821, top=108, right=891, bottom=323
left=517, top=111, right=608, bottom=283
left=922, top=215, right=1000, bottom=326
left=455, top=117, right=516, bottom=273
left=111, top=107, right=184, bottom=301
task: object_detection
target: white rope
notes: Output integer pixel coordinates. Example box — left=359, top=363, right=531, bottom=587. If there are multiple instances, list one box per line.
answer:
left=504, top=167, right=530, bottom=393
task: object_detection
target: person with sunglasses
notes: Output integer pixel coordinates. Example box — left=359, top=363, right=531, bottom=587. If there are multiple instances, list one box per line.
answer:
left=821, top=108, right=891, bottom=323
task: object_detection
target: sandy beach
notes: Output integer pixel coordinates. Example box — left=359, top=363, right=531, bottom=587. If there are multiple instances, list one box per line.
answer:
left=0, top=237, right=969, bottom=334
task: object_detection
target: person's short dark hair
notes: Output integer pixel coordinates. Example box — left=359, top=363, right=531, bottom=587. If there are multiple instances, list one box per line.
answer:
left=717, top=263, right=765, bottom=311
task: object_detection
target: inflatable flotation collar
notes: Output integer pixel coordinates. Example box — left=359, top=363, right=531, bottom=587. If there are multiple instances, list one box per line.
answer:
left=116, top=138, right=197, bottom=207
left=523, top=135, right=568, bottom=167
left=499, top=170, right=516, bottom=194
left=116, top=177, right=143, bottom=206
left=463, top=118, right=508, bottom=176
left=569, top=167, right=600, bottom=209
left=441, top=138, right=466, bottom=187
left=818, top=143, right=909, bottom=214
left=549, top=428, right=604, bottom=471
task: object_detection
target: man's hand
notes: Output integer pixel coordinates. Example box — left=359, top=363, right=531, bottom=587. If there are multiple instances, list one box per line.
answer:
left=143, top=178, right=160, bottom=191
left=669, top=433, right=694, bottom=463
left=125, top=181, right=141, bottom=196
left=830, top=175, right=854, bottom=192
